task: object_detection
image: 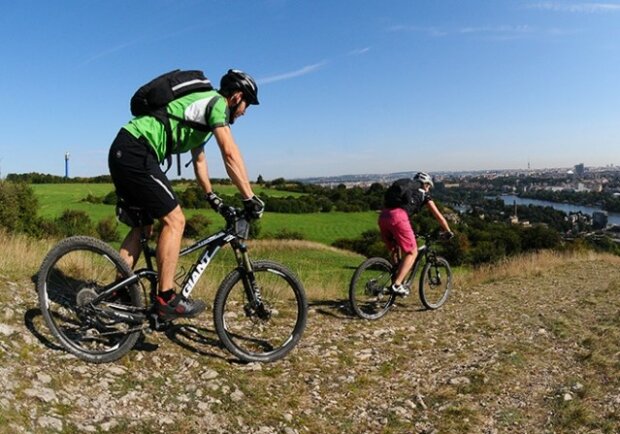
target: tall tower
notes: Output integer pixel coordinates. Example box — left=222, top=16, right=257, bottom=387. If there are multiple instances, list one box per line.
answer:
left=65, top=152, right=70, bottom=178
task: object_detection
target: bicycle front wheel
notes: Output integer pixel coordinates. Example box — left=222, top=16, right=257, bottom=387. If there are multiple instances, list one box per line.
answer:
left=349, top=257, right=396, bottom=320
left=213, top=260, right=308, bottom=363
left=37, top=236, right=144, bottom=363
left=419, top=256, right=452, bottom=310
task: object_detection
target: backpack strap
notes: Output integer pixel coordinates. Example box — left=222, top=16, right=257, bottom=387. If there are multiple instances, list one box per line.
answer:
left=164, top=95, right=225, bottom=174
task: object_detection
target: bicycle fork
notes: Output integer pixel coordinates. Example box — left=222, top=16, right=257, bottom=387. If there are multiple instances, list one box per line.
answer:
left=234, top=243, right=269, bottom=320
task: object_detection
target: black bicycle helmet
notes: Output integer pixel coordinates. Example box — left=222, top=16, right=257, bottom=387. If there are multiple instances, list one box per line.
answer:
left=220, top=69, right=259, bottom=105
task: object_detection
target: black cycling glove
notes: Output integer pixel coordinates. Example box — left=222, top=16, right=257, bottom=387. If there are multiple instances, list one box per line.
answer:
left=441, top=230, right=455, bottom=240
left=206, top=192, right=223, bottom=212
left=243, top=195, right=265, bottom=219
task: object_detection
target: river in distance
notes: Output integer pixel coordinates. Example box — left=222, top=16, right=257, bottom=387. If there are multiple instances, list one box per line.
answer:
left=492, top=195, right=620, bottom=226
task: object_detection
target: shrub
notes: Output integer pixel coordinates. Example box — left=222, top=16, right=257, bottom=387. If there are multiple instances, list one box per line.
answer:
left=82, top=193, right=103, bottom=204
left=0, top=181, right=42, bottom=236
left=519, top=224, right=561, bottom=251
left=97, top=216, right=120, bottom=242
left=439, top=232, right=470, bottom=266
left=333, top=229, right=388, bottom=258
left=249, top=220, right=261, bottom=239
left=184, top=214, right=212, bottom=238
left=55, top=210, right=95, bottom=237
left=102, top=191, right=118, bottom=205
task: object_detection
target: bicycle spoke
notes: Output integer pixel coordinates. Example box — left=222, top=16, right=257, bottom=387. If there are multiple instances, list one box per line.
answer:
left=349, top=258, right=395, bottom=320
left=419, top=258, right=452, bottom=309
left=38, top=237, right=144, bottom=363
left=214, top=260, right=307, bottom=362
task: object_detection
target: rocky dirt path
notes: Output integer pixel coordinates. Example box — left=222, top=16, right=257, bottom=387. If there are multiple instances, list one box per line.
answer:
left=1, top=254, right=620, bottom=433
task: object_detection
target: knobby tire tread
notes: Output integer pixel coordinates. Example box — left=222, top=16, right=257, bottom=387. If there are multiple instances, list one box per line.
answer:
left=348, top=257, right=395, bottom=320
left=37, top=236, right=142, bottom=363
left=213, top=260, right=308, bottom=363
left=419, top=256, right=452, bottom=310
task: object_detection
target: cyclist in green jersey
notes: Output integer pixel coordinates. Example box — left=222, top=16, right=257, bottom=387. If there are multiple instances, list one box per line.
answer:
left=108, top=69, right=265, bottom=320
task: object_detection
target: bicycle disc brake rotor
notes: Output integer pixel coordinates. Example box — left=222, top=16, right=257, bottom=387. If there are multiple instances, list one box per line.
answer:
left=76, top=287, right=98, bottom=307
left=429, top=269, right=442, bottom=286
left=365, top=279, right=382, bottom=295
left=244, top=302, right=272, bottom=321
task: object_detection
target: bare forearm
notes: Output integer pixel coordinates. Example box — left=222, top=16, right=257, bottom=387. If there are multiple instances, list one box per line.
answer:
left=213, top=126, right=254, bottom=199
left=435, top=214, right=451, bottom=232
left=428, top=201, right=451, bottom=232
left=223, top=156, right=252, bottom=198
left=192, top=147, right=213, bottom=193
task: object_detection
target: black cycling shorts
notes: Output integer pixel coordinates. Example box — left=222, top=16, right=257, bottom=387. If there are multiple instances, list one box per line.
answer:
left=108, top=128, right=178, bottom=225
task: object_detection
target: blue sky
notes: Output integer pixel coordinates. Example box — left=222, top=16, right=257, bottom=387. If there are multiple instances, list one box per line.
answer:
left=1, top=0, right=619, bottom=180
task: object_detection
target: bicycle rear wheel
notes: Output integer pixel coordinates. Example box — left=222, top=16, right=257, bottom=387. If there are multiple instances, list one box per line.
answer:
left=349, top=257, right=396, bottom=320
left=419, top=256, right=452, bottom=310
left=213, top=260, right=308, bottom=363
left=37, top=236, right=144, bottom=363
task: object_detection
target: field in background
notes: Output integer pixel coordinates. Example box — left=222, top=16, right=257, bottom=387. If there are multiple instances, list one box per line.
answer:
left=1, top=230, right=364, bottom=301
left=31, top=183, right=377, bottom=246
left=34, top=183, right=114, bottom=222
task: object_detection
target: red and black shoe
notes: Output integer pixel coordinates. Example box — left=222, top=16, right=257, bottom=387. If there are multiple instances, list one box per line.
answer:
left=156, top=291, right=206, bottom=321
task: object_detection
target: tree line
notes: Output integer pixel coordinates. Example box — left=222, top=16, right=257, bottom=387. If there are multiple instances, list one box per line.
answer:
left=2, top=178, right=618, bottom=267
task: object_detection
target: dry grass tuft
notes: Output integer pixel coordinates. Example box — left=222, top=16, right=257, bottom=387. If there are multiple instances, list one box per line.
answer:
left=462, top=249, right=620, bottom=287
left=247, top=239, right=361, bottom=257
left=0, top=230, right=55, bottom=280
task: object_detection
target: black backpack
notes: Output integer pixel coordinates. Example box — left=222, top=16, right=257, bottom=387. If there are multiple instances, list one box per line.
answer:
left=130, top=69, right=213, bottom=118
left=384, top=178, right=416, bottom=208
left=130, top=70, right=215, bottom=172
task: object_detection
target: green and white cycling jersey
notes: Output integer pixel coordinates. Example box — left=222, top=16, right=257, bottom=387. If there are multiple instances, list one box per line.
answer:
left=122, top=90, right=229, bottom=163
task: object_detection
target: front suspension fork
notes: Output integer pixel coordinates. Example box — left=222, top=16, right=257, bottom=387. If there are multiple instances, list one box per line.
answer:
left=233, top=243, right=265, bottom=314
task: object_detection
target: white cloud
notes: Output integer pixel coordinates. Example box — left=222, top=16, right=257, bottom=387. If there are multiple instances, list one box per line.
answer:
left=348, top=46, right=372, bottom=56
left=458, top=25, right=532, bottom=34
left=387, top=25, right=448, bottom=37
left=80, top=41, right=140, bottom=66
left=528, top=2, right=620, bottom=13
left=388, top=24, right=533, bottom=38
left=259, top=61, right=328, bottom=84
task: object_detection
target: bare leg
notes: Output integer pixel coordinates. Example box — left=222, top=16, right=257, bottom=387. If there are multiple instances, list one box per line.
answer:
left=156, top=205, right=185, bottom=293
left=119, top=227, right=144, bottom=269
left=394, top=250, right=417, bottom=286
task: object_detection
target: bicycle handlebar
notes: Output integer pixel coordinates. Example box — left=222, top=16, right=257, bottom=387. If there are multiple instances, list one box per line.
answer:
left=416, top=230, right=453, bottom=242
left=218, top=205, right=251, bottom=239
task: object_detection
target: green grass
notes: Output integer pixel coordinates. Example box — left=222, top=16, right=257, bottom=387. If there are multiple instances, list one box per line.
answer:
left=259, top=211, right=377, bottom=245
left=33, top=183, right=115, bottom=221
left=31, top=183, right=378, bottom=246
left=205, top=183, right=305, bottom=198
left=32, top=183, right=303, bottom=218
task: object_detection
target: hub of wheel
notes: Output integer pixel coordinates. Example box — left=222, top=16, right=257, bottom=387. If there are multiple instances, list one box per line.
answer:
left=76, top=287, right=98, bottom=307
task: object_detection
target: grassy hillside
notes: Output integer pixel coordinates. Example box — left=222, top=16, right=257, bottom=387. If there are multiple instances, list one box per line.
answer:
left=31, top=183, right=378, bottom=245
left=32, top=183, right=303, bottom=220
left=2, top=230, right=620, bottom=433
left=34, top=183, right=114, bottom=223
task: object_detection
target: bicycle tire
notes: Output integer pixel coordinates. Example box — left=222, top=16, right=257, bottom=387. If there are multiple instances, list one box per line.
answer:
left=349, top=257, right=396, bottom=320
left=213, top=260, right=308, bottom=362
left=419, top=256, right=452, bottom=310
left=37, top=236, right=143, bottom=363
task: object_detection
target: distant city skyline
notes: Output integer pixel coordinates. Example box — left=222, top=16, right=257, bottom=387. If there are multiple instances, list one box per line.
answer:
left=1, top=1, right=619, bottom=179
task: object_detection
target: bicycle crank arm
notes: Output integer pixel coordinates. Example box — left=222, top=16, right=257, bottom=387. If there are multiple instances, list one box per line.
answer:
left=94, top=306, right=146, bottom=325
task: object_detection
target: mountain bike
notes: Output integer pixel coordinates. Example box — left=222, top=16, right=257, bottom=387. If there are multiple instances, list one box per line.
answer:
left=37, top=205, right=308, bottom=364
left=349, top=232, right=452, bottom=320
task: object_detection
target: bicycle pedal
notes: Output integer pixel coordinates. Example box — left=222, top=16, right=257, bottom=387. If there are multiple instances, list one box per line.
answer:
left=149, top=312, right=172, bottom=332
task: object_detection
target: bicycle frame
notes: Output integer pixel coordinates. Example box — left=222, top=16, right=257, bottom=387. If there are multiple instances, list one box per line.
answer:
left=91, top=212, right=256, bottom=314
left=400, top=234, right=438, bottom=287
